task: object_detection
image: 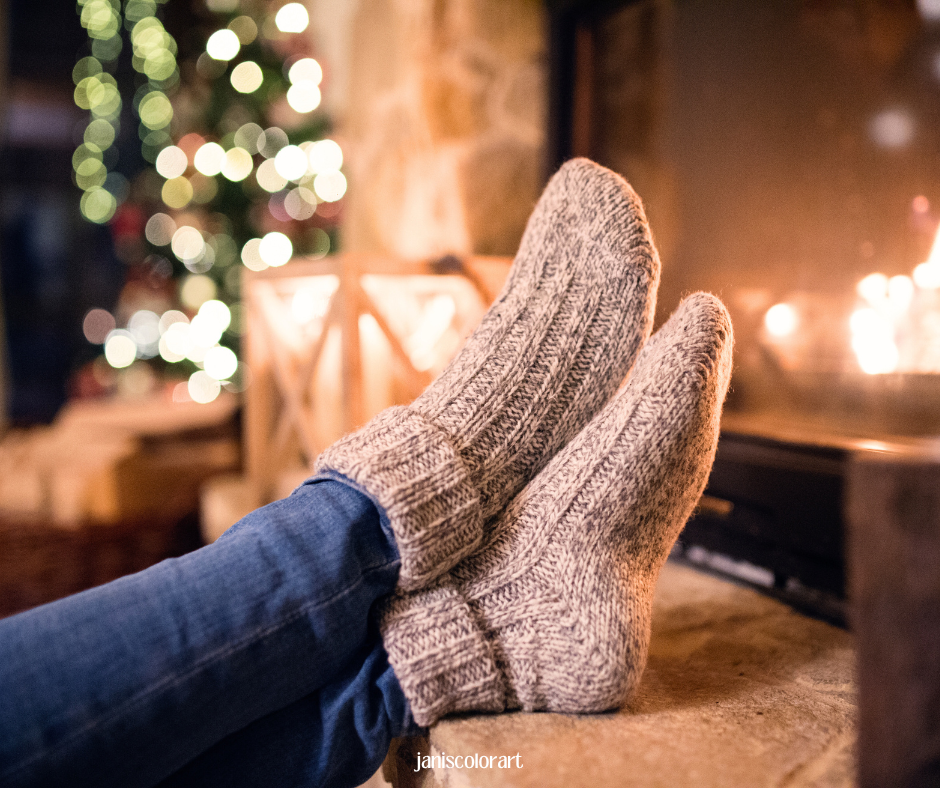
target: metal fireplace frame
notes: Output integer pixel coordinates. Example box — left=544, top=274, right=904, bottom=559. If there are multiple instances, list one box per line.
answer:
left=544, top=0, right=849, bottom=622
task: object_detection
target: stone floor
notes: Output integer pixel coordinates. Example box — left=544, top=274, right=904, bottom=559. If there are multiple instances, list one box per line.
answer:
left=381, top=561, right=856, bottom=788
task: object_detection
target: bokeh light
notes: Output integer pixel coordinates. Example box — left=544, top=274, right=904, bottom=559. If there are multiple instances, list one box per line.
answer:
left=221, top=147, right=253, bottom=181
left=204, top=346, right=238, bottom=381
left=274, top=145, right=308, bottom=181
left=138, top=91, right=173, bottom=129
left=286, top=82, right=321, bottom=113
left=313, top=171, right=347, bottom=202
left=275, top=3, right=309, bottom=33
left=229, top=15, right=258, bottom=44
left=83, top=308, right=116, bottom=343
left=162, top=177, right=194, bottom=209
left=188, top=371, right=221, bottom=404
left=231, top=61, right=264, bottom=93
left=84, top=118, right=116, bottom=150
left=258, top=127, right=289, bottom=158
left=255, top=158, right=288, bottom=192
left=288, top=58, right=322, bottom=85
left=180, top=274, right=218, bottom=310
left=104, top=330, right=138, bottom=368
left=764, top=303, right=798, bottom=338
left=206, top=29, right=240, bottom=61
left=284, top=187, right=317, bottom=220
left=155, top=145, right=188, bottom=179
left=171, top=226, right=206, bottom=262
left=234, top=122, right=263, bottom=154
left=307, top=139, right=343, bottom=173
left=194, top=142, right=226, bottom=176
left=145, top=213, right=177, bottom=245
left=81, top=187, right=117, bottom=223
left=241, top=238, right=266, bottom=271
left=259, top=232, right=293, bottom=267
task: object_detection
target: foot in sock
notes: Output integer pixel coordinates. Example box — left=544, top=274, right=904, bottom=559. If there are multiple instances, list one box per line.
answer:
left=380, top=293, right=733, bottom=726
left=316, top=158, right=661, bottom=590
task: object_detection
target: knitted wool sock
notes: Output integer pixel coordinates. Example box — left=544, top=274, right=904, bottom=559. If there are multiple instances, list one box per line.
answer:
left=380, top=292, right=733, bottom=726
left=315, top=159, right=660, bottom=590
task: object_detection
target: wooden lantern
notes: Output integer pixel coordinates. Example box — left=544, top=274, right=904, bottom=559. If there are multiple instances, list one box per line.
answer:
left=242, top=253, right=511, bottom=503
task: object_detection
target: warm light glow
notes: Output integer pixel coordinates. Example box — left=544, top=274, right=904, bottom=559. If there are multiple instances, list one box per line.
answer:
left=284, top=187, right=316, bottom=220
left=291, top=278, right=338, bottom=324
left=188, top=370, right=221, bottom=404
left=221, top=147, right=253, bottom=181
left=159, top=309, right=188, bottom=334
left=288, top=58, right=322, bottom=85
left=240, top=239, right=266, bottom=271
left=180, top=274, right=217, bottom=310
left=259, top=232, right=292, bottom=267
left=855, top=338, right=900, bottom=375
left=230, top=61, right=263, bottom=93
left=914, top=262, right=940, bottom=289
left=204, top=346, right=238, bottom=381
left=194, top=142, right=226, bottom=176
left=206, top=29, right=240, bottom=61
left=198, top=299, right=232, bottom=332
left=274, top=145, right=307, bottom=181
left=313, top=170, right=347, bottom=202
left=764, top=303, right=798, bottom=338
left=161, top=322, right=191, bottom=360
left=307, top=139, right=342, bottom=173
left=286, top=82, right=321, bottom=113
left=104, top=330, right=138, bottom=368
left=914, top=223, right=940, bottom=289
left=83, top=309, right=116, bottom=344
left=275, top=3, right=309, bottom=33
left=159, top=331, right=186, bottom=363
left=171, top=226, right=205, bottom=262
left=850, top=307, right=899, bottom=374
left=256, top=158, right=288, bottom=193
left=189, top=313, right=224, bottom=348
left=857, top=273, right=889, bottom=305
left=155, top=145, right=188, bottom=179
left=406, top=295, right=457, bottom=371
left=869, top=108, right=915, bottom=149
left=128, top=310, right=161, bottom=348
left=161, top=177, right=193, bottom=209
left=887, top=275, right=914, bottom=313
left=145, top=213, right=176, bottom=246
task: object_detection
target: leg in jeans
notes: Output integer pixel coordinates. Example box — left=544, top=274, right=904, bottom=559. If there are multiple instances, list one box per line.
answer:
left=0, top=479, right=411, bottom=788
left=158, top=636, right=424, bottom=788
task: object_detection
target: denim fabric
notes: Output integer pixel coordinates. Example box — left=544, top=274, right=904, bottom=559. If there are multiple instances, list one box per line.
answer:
left=0, top=479, right=416, bottom=788
left=158, top=637, right=416, bottom=788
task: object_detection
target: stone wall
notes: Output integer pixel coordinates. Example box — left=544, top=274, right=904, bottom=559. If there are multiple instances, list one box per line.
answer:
left=328, top=0, right=547, bottom=258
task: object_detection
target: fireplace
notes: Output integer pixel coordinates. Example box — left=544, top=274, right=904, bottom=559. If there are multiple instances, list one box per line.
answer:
left=548, top=0, right=940, bottom=618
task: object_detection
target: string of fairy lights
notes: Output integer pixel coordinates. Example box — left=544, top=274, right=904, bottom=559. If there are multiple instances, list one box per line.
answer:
left=74, top=0, right=347, bottom=404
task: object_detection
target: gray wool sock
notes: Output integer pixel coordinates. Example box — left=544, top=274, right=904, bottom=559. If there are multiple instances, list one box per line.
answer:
left=315, top=158, right=661, bottom=591
left=380, top=292, right=734, bottom=726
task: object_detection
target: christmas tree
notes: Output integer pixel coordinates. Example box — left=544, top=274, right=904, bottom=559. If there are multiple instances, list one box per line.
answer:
left=73, top=0, right=345, bottom=404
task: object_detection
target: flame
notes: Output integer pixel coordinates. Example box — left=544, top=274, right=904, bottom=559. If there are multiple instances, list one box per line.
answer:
left=914, top=223, right=940, bottom=289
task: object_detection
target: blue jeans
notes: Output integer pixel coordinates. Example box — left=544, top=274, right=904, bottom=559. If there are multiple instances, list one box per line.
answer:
left=0, top=478, right=422, bottom=788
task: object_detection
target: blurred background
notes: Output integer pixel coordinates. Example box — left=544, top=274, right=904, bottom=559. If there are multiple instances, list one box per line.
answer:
left=3, top=0, right=940, bottom=621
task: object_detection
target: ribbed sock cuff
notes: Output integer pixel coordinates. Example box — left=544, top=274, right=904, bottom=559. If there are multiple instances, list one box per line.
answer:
left=315, top=406, right=484, bottom=591
left=380, top=580, right=506, bottom=727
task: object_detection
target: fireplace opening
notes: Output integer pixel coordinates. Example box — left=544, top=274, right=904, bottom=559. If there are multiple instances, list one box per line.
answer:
left=549, top=0, right=940, bottom=617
